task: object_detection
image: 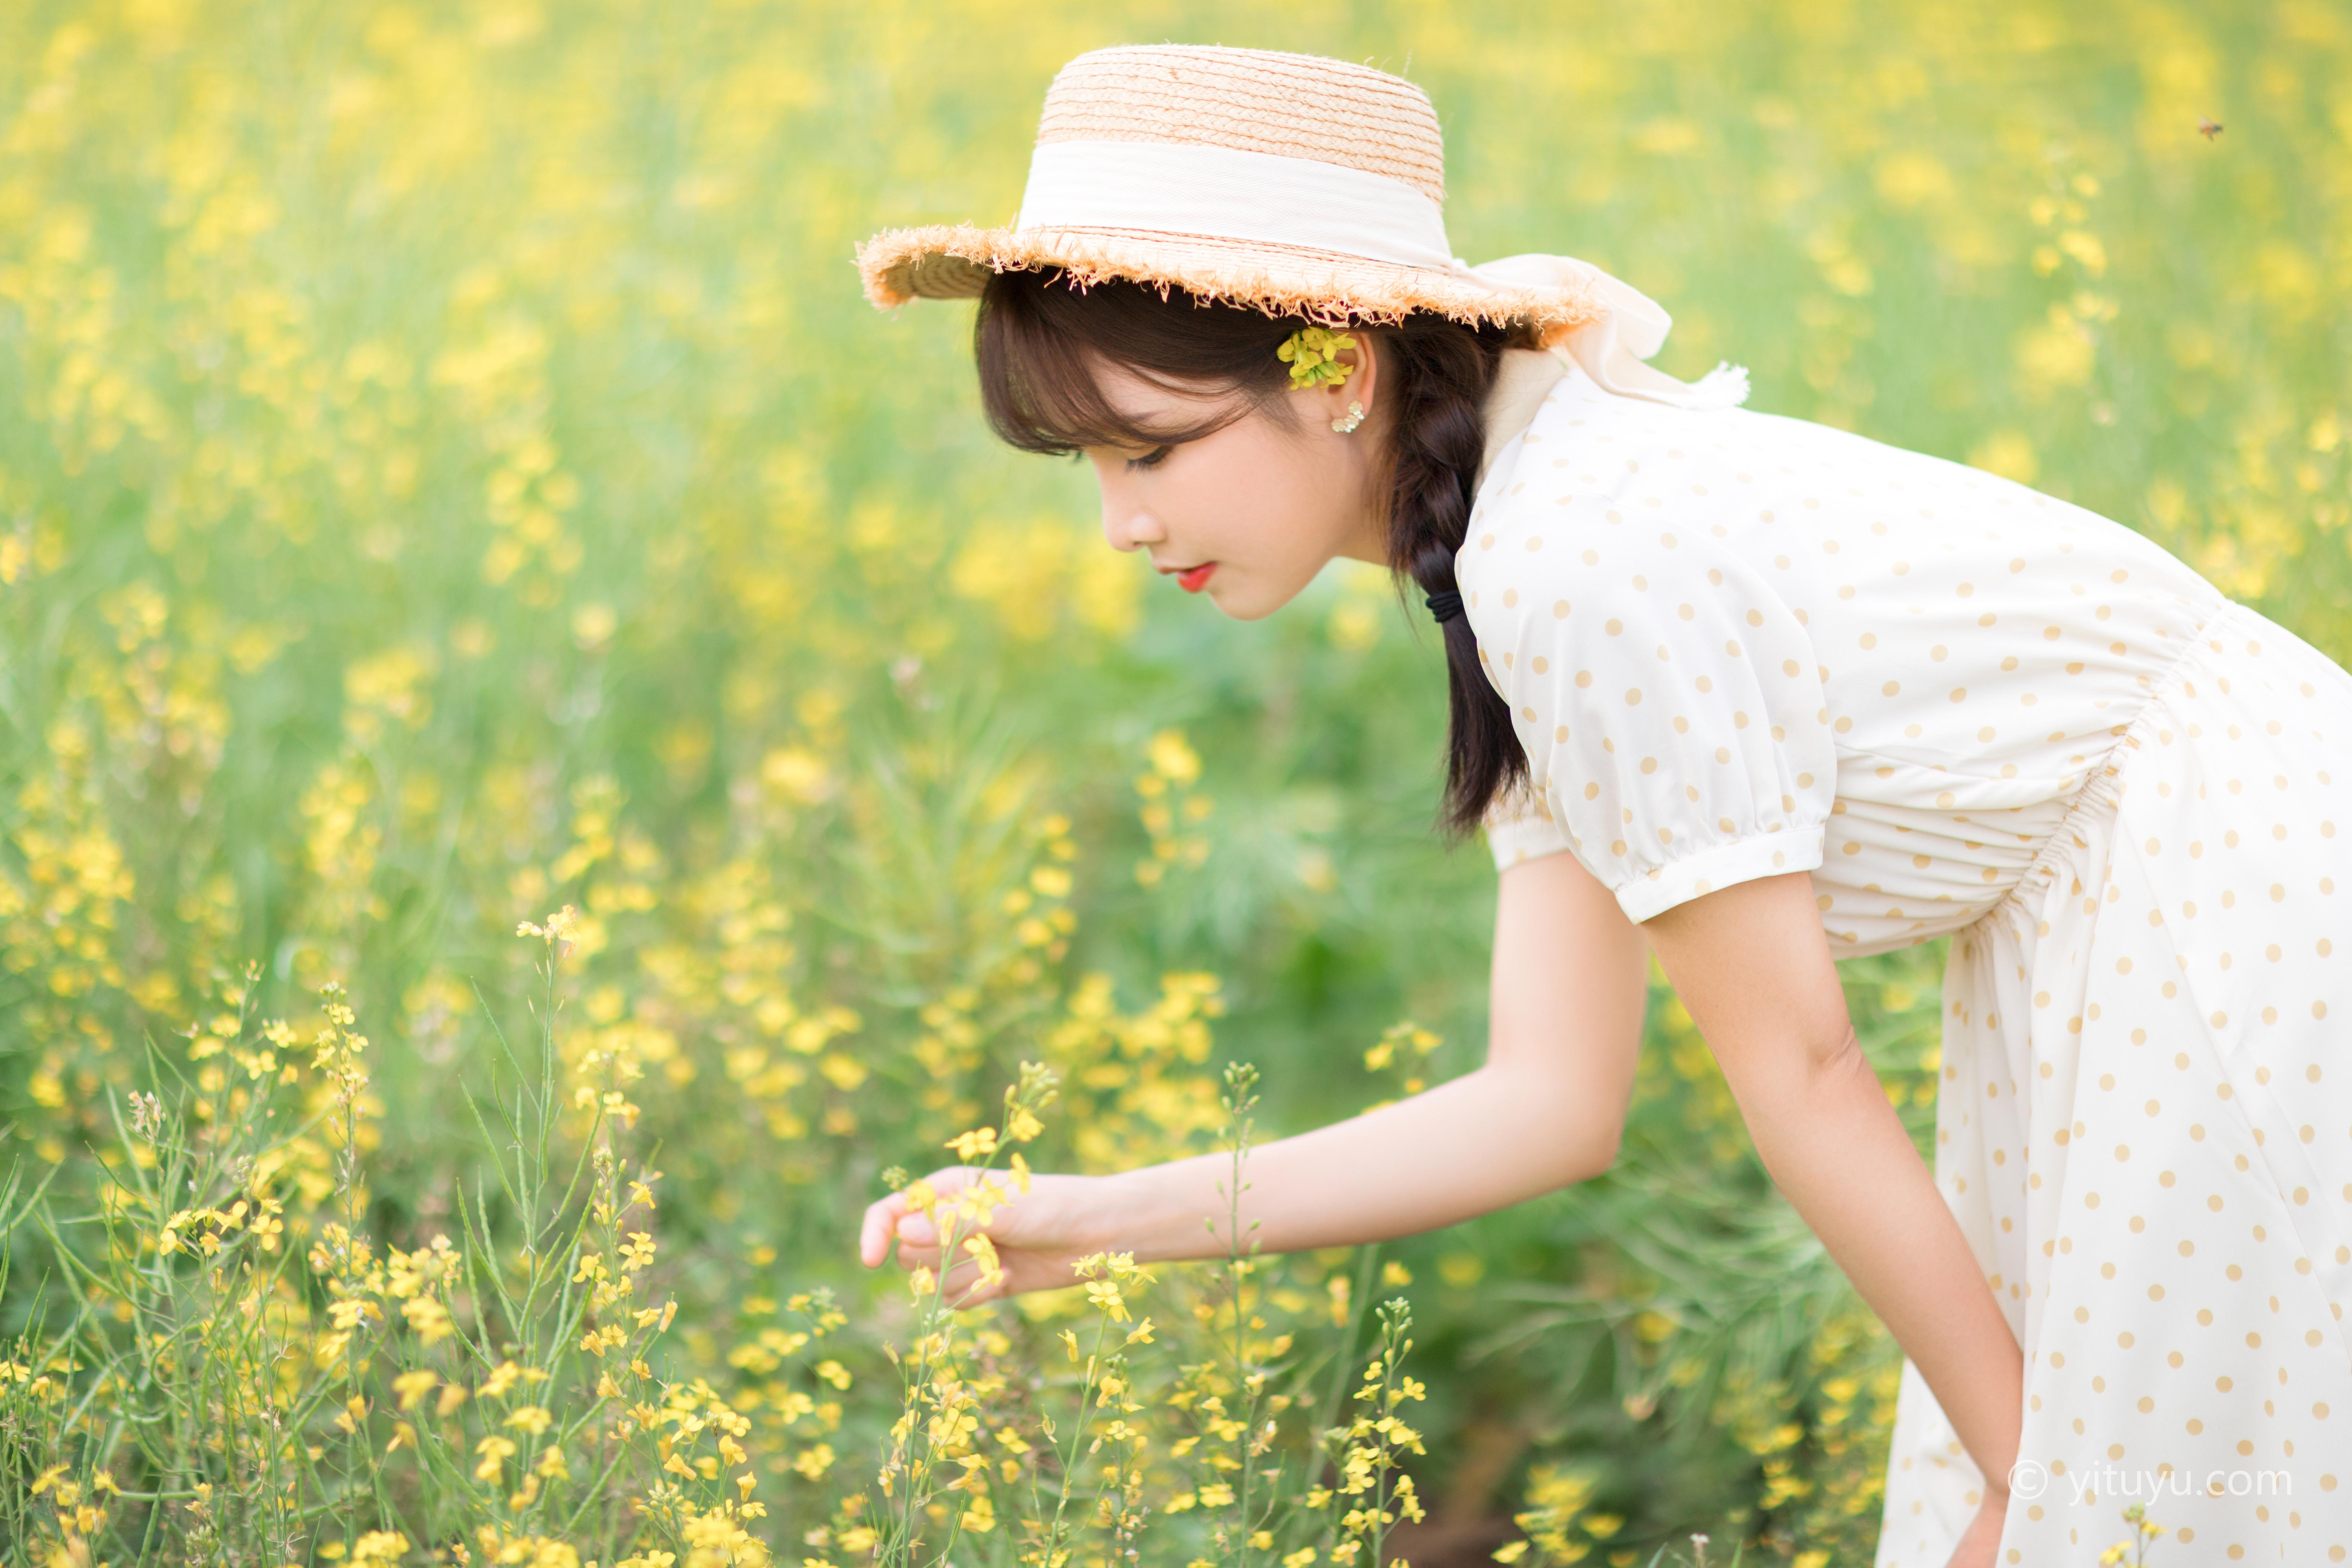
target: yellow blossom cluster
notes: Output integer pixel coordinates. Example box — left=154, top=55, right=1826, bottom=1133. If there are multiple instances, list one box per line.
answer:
left=1135, top=730, right=1213, bottom=887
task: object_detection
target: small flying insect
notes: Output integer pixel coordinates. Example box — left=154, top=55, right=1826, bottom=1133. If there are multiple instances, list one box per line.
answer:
left=2198, top=117, right=2224, bottom=139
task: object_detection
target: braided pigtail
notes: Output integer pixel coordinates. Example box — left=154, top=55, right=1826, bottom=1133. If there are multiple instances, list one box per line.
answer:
left=1376, top=317, right=1527, bottom=837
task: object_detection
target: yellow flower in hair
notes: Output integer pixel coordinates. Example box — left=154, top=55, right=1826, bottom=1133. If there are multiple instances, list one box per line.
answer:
left=1277, top=327, right=1358, bottom=389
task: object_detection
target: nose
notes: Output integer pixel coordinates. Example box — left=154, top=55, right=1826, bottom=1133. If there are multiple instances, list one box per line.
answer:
left=1098, top=488, right=1165, bottom=554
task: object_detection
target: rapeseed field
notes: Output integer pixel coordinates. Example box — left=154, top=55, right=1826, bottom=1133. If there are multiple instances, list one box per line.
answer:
left=2, top=2, right=2346, bottom=1564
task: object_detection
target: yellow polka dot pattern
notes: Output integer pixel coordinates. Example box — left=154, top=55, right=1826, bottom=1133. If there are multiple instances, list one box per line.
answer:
left=1878, top=609, right=2352, bottom=1565
left=1473, top=356, right=2225, bottom=939
left=1461, top=354, right=2352, bottom=1561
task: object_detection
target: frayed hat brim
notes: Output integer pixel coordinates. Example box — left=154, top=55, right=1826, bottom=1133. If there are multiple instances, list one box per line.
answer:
left=855, top=222, right=1606, bottom=337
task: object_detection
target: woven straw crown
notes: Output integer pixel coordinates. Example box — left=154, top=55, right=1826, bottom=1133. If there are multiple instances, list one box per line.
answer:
left=855, top=44, right=1600, bottom=333
left=1034, top=46, right=1447, bottom=203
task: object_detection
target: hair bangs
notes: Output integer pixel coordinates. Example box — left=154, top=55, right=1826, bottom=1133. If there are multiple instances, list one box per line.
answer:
left=974, top=271, right=1298, bottom=456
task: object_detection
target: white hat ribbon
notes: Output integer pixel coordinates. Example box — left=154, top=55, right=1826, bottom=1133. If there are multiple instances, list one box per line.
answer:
left=1015, top=139, right=1748, bottom=413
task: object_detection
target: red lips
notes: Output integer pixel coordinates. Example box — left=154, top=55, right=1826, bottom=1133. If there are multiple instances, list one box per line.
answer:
left=1176, top=563, right=1218, bottom=593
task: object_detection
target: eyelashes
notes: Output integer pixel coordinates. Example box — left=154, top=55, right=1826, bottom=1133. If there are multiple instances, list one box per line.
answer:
left=1126, top=445, right=1173, bottom=472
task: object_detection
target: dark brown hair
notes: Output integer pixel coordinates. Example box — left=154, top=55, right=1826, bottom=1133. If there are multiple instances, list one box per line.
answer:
left=974, top=269, right=1528, bottom=836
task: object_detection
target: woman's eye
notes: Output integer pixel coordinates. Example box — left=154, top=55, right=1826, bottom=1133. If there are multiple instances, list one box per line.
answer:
left=1126, top=445, right=1173, bottom=471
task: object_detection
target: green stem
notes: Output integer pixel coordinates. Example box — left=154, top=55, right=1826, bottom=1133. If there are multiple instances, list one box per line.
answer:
left=1312, top=1245, right=1379, bottom=1480
left=1041, top=1308, right=1118, bottom=1568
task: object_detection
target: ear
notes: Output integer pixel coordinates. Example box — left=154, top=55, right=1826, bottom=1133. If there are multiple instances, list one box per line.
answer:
left=1336, top=329, right=1378, bottom=416
left=1295, top=328, right=1380, bottom=430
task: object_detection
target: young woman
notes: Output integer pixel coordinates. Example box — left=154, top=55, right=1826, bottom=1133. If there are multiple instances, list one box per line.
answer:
left=853, top=44, right=2352, bottom=1567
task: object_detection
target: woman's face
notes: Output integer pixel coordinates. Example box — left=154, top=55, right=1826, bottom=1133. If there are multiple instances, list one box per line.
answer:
left=1081, top=341, right=1387, bottom=621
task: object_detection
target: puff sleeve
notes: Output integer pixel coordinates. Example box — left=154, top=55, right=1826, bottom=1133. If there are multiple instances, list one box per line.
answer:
left=1474, top=530, right=1835, bottom=920
left=1482, top=776, right=1573, bottom=870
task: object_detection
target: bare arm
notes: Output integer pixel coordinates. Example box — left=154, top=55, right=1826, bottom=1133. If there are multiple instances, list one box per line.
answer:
left=1102, top=847, right=1649, bottom=1259
left=858, top=847, right=1648, bottom=1289
left=1642, top=871, right=2022, bottom=1503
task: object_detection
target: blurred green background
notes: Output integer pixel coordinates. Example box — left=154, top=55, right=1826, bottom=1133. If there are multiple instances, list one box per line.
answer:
left=3, top=0, right=2347, bottom=1562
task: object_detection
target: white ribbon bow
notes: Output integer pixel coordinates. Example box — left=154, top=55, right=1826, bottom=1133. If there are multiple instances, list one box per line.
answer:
left=1454, top=253, right=1749, bottom=412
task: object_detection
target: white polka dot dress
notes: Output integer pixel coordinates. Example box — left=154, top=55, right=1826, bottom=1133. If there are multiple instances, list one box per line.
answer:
left=1468, top=350, right=2352, bottom=1565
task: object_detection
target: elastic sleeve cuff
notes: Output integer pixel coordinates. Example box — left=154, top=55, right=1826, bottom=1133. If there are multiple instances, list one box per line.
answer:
left=1612, top=824, right=1827, bottom=923
left=1485, top=804, right=1574, bottom=873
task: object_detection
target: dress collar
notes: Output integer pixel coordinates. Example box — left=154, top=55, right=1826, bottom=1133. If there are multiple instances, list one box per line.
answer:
left=1475, top=347, right=1569, bottom=489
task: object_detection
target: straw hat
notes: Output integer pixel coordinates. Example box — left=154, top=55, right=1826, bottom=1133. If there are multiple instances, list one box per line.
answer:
left=856, top=44, right=1747, bottom=406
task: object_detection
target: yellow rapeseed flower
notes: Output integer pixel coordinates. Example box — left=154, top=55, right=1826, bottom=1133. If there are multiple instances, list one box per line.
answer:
left=944, top=1127, right=998, bottom=1161
left=392, top=1370, right=438, bottom=1411
left=473, top=1436, right=516, bottom=1481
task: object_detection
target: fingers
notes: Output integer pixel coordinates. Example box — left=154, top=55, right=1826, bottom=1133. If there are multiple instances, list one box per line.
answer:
left=892, top=1241, right=942, bottom=1273
left=868, top=1234, right=1004, bottom=1309
left=859, top=1164, right=1031, bottom=1277
left=890, top=1164, right=1000, bottom=1251
left=894, top=1220, right=1014, bottom=1301
left=859, top=1192, right=909, bottom=1268
left=938, top=1251, right=1008, bottom=1311
left=858, top=1165, right=974, bottom=1266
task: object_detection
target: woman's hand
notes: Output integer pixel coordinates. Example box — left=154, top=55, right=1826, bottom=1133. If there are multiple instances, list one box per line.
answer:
left=1943, top=1481, right=2009, bottom=1568
left=858, top=1167, right=1112, bottom=1307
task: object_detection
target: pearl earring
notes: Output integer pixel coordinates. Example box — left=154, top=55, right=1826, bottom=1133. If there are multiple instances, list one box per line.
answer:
left=1331, top=400, right=1366, bottom=434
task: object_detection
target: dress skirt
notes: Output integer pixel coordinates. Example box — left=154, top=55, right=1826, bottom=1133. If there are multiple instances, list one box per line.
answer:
left=1875, top=601, right=2352, bottom=1566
